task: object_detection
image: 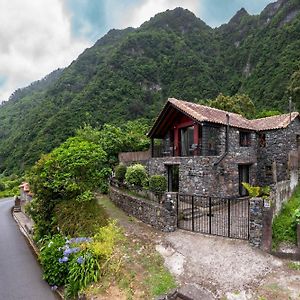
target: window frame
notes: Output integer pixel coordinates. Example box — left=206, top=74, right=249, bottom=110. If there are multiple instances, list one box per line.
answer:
left=239, top=131, right=251, bottom=147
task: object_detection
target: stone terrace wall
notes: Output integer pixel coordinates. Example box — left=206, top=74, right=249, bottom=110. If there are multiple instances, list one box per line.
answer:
left=109, top=186, right=176, bottom=232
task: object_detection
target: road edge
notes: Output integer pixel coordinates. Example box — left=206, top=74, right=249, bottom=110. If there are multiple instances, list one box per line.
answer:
left=12, top=209, right=64, bottom=299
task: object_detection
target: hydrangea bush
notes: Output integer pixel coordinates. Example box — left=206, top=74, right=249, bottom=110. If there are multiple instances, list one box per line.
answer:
left=39, top=222, right=121, bottom=298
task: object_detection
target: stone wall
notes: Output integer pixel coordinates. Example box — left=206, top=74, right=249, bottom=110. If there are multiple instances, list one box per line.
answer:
left=257, top=118, right=300, bottom=186
left=148, top=126, right=257, bottom=197
left=109, top=186, right=177, bottom=232
left=249, top=197, right=265, bottom=247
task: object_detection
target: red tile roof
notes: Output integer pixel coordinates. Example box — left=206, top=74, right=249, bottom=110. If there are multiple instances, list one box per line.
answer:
left=169, top=98, right=254, bottom=130
left=249, top=112, right=299, bottom=131
left=168, top=98, right=299, bottom=131
left=149, top=98, right=299, bottom=136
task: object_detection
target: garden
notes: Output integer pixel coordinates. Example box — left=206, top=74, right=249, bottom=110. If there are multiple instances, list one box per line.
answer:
left=23, top=125, right=175, bottom=299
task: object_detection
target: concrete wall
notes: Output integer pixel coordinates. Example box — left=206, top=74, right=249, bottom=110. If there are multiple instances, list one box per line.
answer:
left=118, top=150, right=151, bottom=165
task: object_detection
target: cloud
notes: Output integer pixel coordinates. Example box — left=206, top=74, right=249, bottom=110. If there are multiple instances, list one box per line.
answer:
left=106, top=0, right=200, bottom=29
left=0, top=0, right=89, bottom=102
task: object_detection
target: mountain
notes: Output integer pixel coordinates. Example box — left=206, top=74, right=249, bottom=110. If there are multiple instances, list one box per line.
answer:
left=0, top=0, right=300, bottom=174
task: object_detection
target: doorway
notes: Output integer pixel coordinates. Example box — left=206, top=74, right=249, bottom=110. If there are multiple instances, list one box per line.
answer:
left=238, top=164, right=250, bottom=196
left=167, top=165, right=179, bottom=192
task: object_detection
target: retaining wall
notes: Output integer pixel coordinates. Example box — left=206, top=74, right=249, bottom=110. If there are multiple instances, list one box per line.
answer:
left=109, top=186, right=176, bottom=232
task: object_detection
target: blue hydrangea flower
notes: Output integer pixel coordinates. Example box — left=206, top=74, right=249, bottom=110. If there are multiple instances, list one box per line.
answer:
left=77, top=256, right=84, bottom=264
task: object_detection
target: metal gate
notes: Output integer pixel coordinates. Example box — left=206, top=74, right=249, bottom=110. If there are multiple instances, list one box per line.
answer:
left=177, top=194, right=249, bottom=240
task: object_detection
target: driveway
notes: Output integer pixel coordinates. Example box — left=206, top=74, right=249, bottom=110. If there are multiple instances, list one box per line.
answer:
left=157, top=230, right=284, bottom=299
left=0, top=198, right=57, bottom=300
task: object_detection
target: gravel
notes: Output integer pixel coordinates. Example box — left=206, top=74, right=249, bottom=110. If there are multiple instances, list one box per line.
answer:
left=157, top=230, right=283, bottom=298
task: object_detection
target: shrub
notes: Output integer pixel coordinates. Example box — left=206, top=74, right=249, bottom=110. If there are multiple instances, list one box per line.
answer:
left=292, top=208, right=300, bottom=225
left=115, top=164, right=127, bottom=183
left=89, top=221, right=123, bottom=260
left=65, top=250, right=100, bottom=299
left=125, top=164, right=148, bottom=188
left=39, top=222, right=122, bottom=298
left=28, top=136, right=108, bottom=237
left=272, top=185, right=300, bottom=248
left=149, top=175, right=167, bottom=194
left=39, top=234, right=68, bottom=286
left=53, top=199, right=108, bottom=237
left=0, top=181, right=5, bottom=191
left=98, top=167, right=112, bottom=194
left=242, top=182, right=270, bottom=198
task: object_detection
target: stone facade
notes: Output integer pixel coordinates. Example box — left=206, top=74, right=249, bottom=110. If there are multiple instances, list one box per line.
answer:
left=109, top=186, right=177, bottom=232
left=147, top=118, right=300, bottom=199
left=148, top=126, right=257, bottom=197
left=249, top=197, right=264, bottom=247
left=257, top=118, right=300, bottom=186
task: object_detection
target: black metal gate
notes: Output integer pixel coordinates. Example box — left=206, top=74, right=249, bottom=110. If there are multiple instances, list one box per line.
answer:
left=177, top=194, right=249, bottom=240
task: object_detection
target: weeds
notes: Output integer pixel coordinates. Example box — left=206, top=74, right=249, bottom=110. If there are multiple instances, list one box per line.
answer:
left=272, top=185, right=300, bottom=249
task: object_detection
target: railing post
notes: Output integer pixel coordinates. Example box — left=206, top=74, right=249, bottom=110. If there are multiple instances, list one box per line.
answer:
left=151, top=138, right=154, bottom=157
left=228, top=198, right=231, bottom=238
left=192, top=195, right=194, bottom=231
left=176, top=193, right=179, bottom=228
left=209, top=197, right=212, bottom=234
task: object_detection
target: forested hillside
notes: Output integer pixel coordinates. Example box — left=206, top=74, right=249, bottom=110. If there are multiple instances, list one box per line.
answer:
left=0, top=0, right=300, bottom=173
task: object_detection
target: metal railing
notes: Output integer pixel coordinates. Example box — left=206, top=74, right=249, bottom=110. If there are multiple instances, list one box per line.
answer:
left=152, top=143, right=219, bottom=158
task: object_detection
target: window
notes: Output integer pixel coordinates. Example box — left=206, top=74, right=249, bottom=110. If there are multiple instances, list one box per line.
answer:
left=265, top=165, right=272, bottom=177
left=163, top=131, right=174, bottom=156
left=240, top=131, right=251, bottom=147
left=258, top=133, right=266, bottom=148
left=202, top=125, right=219, bottom=156
left=180, top=126, right=194, bottom=156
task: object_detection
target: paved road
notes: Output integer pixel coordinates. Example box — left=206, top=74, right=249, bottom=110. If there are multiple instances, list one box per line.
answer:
left=0, top=198, right=57, bottom=300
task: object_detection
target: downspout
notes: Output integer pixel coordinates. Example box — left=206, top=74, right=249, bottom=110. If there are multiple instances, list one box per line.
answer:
left=213, top=113, right=230, bottom=167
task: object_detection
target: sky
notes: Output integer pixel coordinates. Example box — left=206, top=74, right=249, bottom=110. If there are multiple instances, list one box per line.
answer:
left=0, top=0, right=275, bottom=102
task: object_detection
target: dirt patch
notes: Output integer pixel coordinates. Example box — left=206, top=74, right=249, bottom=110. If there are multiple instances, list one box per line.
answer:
left=92, top=285, right=127, bottom=300
left=254, top=263, right=300, bottom=300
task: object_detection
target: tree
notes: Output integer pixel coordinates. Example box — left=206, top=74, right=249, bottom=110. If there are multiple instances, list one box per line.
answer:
left=206, top=93, right=256, bottom=119
left=288, top=69, right=300, bottom=110
left=29, top=136, right=108, bottom=238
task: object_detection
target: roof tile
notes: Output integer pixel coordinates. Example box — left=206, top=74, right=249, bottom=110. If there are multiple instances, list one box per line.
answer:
left=168, top=98, right=299, bottom=131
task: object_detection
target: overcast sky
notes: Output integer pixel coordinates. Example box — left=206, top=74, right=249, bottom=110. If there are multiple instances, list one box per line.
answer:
left=0, top=0, right=274, bottom=102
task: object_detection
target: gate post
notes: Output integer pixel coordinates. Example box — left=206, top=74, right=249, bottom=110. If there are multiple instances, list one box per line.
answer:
left=249, top=197, right=264, bottom=247
left=192, top=195, right=194, bottom=232
left=209, top=197, right=212, bottom=235
left=228, top=199, right=231, bottom=238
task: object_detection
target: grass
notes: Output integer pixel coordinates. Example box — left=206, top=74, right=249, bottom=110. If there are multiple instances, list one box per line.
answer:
left=53, top=198, right=109, bottom=237
left=87, top=194, right=177, bottom=299
left=287, top=261, right=300, bottom=271
left=272, top=185, right=300, bottom=249
left=0, top=190, right=16, bottom=198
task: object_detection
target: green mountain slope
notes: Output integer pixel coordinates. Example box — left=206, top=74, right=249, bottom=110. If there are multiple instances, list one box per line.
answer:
left=0, top=0, right=300, bottom=173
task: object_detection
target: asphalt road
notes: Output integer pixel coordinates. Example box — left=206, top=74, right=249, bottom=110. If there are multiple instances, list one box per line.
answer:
left=0, top=198, right=57, bottom=300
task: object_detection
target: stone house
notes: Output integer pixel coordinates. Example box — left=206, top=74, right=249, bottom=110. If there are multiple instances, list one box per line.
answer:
left=146, top=98, right=300, bottom=198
